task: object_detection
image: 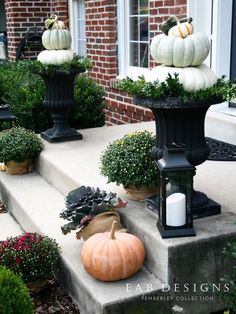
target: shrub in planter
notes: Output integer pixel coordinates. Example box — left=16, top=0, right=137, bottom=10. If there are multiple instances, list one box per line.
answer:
left=0, top=61, right=50, bottom=133
left=60, top=186, right=127, bottom=240
left=218, top=241, right=236, bottom=313
left=100, top=130, right=159, bottom=201
left=0, top=61, right=105, bottom=132
left=0, top=127, right=44, bottom=174
left=0, top=267, right=33, bottom=314
left=70, top=74, right=105, bottom=129
left=0, top=232, right=60, bottom=283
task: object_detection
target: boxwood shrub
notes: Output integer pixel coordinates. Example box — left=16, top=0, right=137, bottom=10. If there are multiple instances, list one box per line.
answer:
left=0, top=61, right=105, bottom=132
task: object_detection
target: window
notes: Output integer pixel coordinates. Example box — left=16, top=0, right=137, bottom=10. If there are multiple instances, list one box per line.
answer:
left=118, top=0, right=149, bottom=78
left=70, top=0, right=86, bottom=57
left=188, top=0, right=234, bottom=113
left=0, top=0, right=6, bottom=32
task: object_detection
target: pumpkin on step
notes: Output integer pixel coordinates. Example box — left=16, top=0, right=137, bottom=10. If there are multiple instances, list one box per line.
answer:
left=81, top=221, right=145, bottom=281
left=150, top=32, right=210, bottom=67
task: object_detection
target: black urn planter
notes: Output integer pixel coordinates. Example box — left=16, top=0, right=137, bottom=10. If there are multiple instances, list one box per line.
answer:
left=134, top=97, right=222, bottom=219
left=38, top=68, right=84, bottom=143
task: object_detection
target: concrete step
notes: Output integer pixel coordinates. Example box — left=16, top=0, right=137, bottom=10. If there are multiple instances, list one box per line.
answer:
left=1, top=171, right=234, bottom=314
left=1, top=120, right=236, bottom=313
left=206, top=110, right=236, bottom=145
left=0, top=171, right=168, bottom=314
left=0, top=212, right=23, bottom=240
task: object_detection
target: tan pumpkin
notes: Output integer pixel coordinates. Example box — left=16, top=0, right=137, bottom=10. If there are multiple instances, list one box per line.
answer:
left=81, top=221, right=145, bottom=281
left=168, top=16, right=194, bottom=38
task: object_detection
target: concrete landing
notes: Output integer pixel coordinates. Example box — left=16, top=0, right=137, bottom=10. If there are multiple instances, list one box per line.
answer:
left=0, top=120, right=236, bottom=314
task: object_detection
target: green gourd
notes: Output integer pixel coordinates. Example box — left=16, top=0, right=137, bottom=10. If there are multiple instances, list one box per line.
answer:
left=160, top=16, right=193, bottom=35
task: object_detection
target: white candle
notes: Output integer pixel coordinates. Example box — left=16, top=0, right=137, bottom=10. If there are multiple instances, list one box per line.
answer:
left=166, top=193, right=186, bottom=227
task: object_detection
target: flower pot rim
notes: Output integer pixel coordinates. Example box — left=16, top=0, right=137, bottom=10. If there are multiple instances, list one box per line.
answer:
left=133, top=96, right=223, bottom=109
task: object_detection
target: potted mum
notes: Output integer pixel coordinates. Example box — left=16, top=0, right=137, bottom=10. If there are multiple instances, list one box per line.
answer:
left=100, top=130, right=159, bottom=201
left=0, top=126, right=44, bottom=175
left=60, top=186, right=127, bottom=240
left=0, top=232, right=60, bottom=292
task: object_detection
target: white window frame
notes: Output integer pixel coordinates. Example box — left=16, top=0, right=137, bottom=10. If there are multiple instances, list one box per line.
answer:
left=188, top=0, right=233, bottom=111
left=69, top=0, right=87, bottom=57
left=117, top=0, right=150, bottom=79
left=188, top=0, right=233, bottom=78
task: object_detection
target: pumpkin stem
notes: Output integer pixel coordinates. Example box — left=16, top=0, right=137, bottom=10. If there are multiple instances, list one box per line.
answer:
left=110, top=221, right=117, bottom=240
left=45, top=14, right=58, bottom=29
left=172, top=15, right=180, bottom=25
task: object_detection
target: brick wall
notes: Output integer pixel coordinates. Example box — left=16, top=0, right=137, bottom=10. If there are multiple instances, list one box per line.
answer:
left=85, top=0, right=187, bottom=125
left=5, top=0, right=69, bottom=60
left=4, top=0, right=187, bottom=125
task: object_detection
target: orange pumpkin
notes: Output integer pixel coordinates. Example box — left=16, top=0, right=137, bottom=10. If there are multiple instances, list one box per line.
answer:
left=81, top=221, right=145, bottom=281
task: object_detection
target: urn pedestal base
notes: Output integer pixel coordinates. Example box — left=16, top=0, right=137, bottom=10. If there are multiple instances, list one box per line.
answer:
left=41, top=126, right=82, bottom=143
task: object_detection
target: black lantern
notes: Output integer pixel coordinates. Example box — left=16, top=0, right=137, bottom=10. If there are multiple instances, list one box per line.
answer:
left=157, top=144, right=196, bottom=238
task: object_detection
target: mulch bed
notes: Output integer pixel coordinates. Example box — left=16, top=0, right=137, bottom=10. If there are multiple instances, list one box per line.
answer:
left=33, top=281, right=80, bottom=314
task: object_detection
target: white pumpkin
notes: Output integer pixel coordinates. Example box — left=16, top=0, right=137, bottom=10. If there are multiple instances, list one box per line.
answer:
left=150, top=32, right=210, bottom=67
left=145, top=63, right=217, bottom=92
left=37, top=49, right=74, bottom=65
left=42, top=29, right=72, bottom=50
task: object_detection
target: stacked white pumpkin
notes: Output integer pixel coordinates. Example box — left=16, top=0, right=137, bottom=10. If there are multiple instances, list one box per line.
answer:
left=147, top=16, right=217, bottom=92
left=38, top=14, right=74, bottom=65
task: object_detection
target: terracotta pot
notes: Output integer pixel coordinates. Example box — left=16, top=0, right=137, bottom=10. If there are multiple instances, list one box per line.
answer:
left=76, top=211, right=125, bottom=241
left=124, top=185, right=158, bottom=202
left=6, top=159, right=32, bottom=175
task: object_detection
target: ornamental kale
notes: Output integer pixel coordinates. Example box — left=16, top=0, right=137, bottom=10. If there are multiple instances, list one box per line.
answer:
left=60, top=186, right=127, bottom=235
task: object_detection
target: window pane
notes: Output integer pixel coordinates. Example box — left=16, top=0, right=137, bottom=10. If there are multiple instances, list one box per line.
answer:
left=130, top=42, right=139, bottom=66
left=130, top=0, right=138, bottom=15
left=140, top=43, right=148, bottom=67
left=140, top=17, right=148, bottom=41
left=140, top=0, right=148, bottom=15
left=130, top=17, right=138, bottom=41
left=129, top=0, right=149, bottom=68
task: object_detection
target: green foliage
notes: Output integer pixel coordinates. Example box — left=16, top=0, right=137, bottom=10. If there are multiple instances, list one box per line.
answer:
left=70, top=74, right=105, bottom=129
left=60, top=186, right=126, bottom=234
left=0, top=61, right=50, bottom=132
left=219, top=241, right=236, bottom=312
left=0, top=267, right=33, bottom=314
left=0, top=127, right=44, bottom=163
left=100, top=130, right=159, bottom=188
left=117, top=75, right=236, bottom=103
left=20, top=54, right=92, bottom=76
left=0, top=60, right=104, bottom=132
left=0, top=233, right=60, bottom=283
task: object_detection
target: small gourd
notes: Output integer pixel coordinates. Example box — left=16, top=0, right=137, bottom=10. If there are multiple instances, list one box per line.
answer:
left=145, top=63, right=217, bottom=92
left=37, top=49, right=74, bottom=65
left=160, top=16, right=193, bottom=35
left=168, top=16, right=194, bottom=38
left=42, top=14, right=71, bottom=50
left=81, top=221, right=145, bottom=281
